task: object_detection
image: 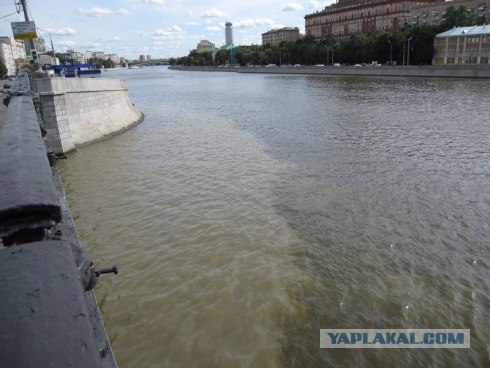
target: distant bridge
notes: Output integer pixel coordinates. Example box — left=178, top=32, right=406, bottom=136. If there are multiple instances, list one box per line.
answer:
left=135, top=59, right=169, bottom=66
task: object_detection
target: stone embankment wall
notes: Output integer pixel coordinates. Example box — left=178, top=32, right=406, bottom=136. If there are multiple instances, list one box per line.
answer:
left=34, top=78, right=143, bottom=154
left=169, top=65, right=490, bottom=78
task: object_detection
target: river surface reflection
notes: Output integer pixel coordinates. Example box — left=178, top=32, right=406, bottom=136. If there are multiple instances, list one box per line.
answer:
left=58, top=67, right=489, bottom=367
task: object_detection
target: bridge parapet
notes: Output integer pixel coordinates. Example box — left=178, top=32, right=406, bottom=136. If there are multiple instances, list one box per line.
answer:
left=0, top=70, right=117, bottom=367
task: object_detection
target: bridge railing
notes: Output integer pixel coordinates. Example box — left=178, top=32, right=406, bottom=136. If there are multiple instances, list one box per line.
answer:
left=0, top=70, right=117, bottom=367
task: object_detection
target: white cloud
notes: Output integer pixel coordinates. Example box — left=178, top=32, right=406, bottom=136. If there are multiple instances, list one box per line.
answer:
left=118, top=9, right=131, bottom=15
left=77, top=7, right=113, bottom=17
left=308, top=1, right=334, bottom=10
left=204, top=26, right=222, bottom=32
left=81, top=41, right=103, bottom=49
left=234, top=19, right=275, bottom=28
left=280, top=3, right=304, bottom=11
left=128, top=0, right=165, bottom=4
left=57, top=40, right=77, bottom=48
left=152, top=25, right=186, bottom=40
left=202, top=9, right=227, bottom=18
left=185, top=21, right=201, bottom=26
left=113, top=36, right=121, bottom=41
left=45, top=27, right=77, bottom=36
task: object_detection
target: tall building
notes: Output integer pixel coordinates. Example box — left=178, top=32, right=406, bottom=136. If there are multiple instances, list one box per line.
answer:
left=93, top=51, right=106, bottom=59
left=433, top=24, right=490, bottom=65
left=139, top=55, right=146, bottom=62
left=83, top=51, right=94, bottom=62
left=225, top=22, right=233, bottom=45
left=0, top=37, right=26, bottom=75
left=412, top=0, right=488, bottom=26
left=64, top=49, right=85, bottom=63
left=196, top=40, right=217, bottom=53
left=305, top=0, right=442, bottom=40
left=262, top=27, right=300, bottom=45
left=108, top=54, right=119, bottom=64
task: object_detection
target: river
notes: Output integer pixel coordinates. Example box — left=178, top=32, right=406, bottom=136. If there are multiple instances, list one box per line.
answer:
left=58, top=67, right=489, bottom=367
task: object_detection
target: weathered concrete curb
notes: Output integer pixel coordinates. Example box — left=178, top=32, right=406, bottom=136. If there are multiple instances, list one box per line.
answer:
left=169, top=65, right=490, bottom=78
left=0, top=76, right=61, bottom=244
left=0, top=241, right=103, bottom=367
left=0, top=70, right=118, bottom=367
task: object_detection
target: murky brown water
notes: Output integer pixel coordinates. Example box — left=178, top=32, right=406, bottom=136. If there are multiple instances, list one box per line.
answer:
left=58, top=68, right=489, bottom=367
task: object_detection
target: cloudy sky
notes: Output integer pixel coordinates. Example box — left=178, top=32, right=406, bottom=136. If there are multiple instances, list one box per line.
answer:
left=0, top=0, right=334, bottom=60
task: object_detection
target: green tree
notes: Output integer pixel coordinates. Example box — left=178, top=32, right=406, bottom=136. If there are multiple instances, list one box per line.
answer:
left=88, top=57, right=114, bottom=68
left=338, top=33, right=368, bottom=64
left=440, top=5, right=476, bottom=31
left=102, top=59, right=115, bottom=68
left=410, top=24, right=437, bottom=65
left=215, top=49, right=230, bottom=65
left=55, top=52, right=65, bottom=64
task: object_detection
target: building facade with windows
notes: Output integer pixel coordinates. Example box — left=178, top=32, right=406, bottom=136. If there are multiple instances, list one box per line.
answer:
left=107, top=54, right=119, bottom=64
left=433, top=24, right=490, bottom=64
left=262, top=27, right=300, bottom=45
left=0, top=37, right=26, bottom=75
left=412, top=0, right=488, bottom=25
left=64, top=49, right=86, bottom=63
left=305, top=0, right=443, bottom=40
left=93, top=52, right=106, bottom=59
left=196, top=40, right=217, bottom=53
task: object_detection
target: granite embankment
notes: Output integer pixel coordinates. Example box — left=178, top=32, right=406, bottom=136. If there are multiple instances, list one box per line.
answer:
left=169, top=64, right=490, bottom=78
left=33, top=77, right=144, bottom=154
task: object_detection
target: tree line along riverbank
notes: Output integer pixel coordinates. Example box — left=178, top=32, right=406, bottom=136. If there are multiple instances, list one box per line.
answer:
left=170, top=6, right=485, bottom=68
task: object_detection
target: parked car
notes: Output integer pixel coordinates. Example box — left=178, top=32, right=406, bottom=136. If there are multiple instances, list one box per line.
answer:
left=3, top=83, right=11, bottom=93
left=354, top=64, right=362, bottom=68
left=334, top=63, right=341, bottom=67
left=315, top=64, right=325, bottom=67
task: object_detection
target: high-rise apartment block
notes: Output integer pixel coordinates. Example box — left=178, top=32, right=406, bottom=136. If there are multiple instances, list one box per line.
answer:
left=412, top=0, right=487, bottom=26
left=305, top=0, right=443, bottom=40
left=0, top=37, right=26, bottom=75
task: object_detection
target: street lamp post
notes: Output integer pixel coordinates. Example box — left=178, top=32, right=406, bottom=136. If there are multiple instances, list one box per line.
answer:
left=407, top=37, right=413, bottom=66
left=330, top=42, right=340, bottom=66
left=281, top=47, right=289, bottom=66
left=387, top=39, right=393, bottom=66
left=403, top=40, right=406, bottom=65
